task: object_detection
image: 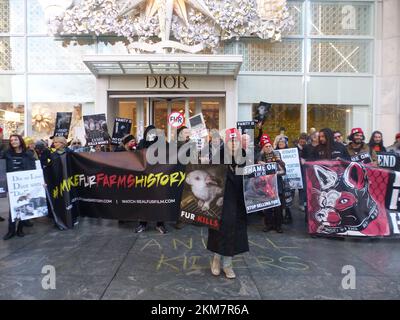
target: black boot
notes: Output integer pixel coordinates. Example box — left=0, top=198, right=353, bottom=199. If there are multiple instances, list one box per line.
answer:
left=16, top=223, right=25, bottom=237
left=24, top=220, right=34, bottom=227
left=283, top=208, right=292, bottom=224
left=3, top=231, right=15, bottom=240
left=0, top=216, right=5, bottom=222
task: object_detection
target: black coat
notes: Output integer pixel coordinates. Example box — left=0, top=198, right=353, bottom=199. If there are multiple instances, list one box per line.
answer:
left=4, top=149, right=36, bottom=173
left=207, top=164, right=249, bottom=257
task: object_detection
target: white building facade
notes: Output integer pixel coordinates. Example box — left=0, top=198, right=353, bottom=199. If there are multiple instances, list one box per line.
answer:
left=0, top=0, right=399, bottom=145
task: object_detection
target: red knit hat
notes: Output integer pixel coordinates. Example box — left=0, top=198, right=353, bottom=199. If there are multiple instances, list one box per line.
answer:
left=225, top=128, right=241, bottom=144
left=0, top=127, right=3, bottom=134
left=350, top=128, right=364, bottom=136
left=260, top=134, right=272, bottom=148
left=395, top=133, right=400, bottom=140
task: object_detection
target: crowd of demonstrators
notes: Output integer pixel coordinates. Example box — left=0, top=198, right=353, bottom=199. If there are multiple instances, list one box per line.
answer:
left=1, top=125, right=400, bottom=250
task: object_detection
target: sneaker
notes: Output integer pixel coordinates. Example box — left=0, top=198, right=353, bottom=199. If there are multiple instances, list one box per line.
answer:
left=222, top=267, right=236, bottom=279
left=211, top=256, right=221, bottom=276
left=155, top=225, right=168, bottom=234
left=135, top=224, right=146, bottom=233
left=276, top=227, right=283, bottom=233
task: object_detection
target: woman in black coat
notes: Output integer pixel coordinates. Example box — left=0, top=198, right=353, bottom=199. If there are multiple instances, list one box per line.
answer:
left=207, top=128, right=249, bottom=279
left=3, top=134, right=36, bottom=240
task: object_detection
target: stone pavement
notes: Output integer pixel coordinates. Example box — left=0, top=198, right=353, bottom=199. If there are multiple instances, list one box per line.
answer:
left=0, top=198, right=399, bottom=300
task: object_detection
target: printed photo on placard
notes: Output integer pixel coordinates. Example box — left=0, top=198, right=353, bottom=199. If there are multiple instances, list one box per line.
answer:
left=112, top=118, right=132, bottom=145
left=83, top=114, right=110, bottom=146
left=53, top=112, right=72, bottom=138
left=7, top=169, right=48, bottom=222
left=243, top=163, right=281, bottom=214
left=179, top=164, right=227, bottom=230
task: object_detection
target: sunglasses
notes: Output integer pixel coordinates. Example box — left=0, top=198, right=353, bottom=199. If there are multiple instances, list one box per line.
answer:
left=72, top=142, right=81, bottom=145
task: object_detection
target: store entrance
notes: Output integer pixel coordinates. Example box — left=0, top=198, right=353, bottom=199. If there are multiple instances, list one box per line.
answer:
left=110, top=94, right=225, bottom=142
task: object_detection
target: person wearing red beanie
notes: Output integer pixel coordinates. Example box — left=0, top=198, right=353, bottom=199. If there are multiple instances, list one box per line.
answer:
left=256, top=133, right=286, bottom=233
left=346, top=127, right=377, bottom=165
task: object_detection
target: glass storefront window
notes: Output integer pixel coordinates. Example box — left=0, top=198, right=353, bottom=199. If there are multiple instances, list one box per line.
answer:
left=201, top=100, right=220, bottom=130
left=27, top=37, right=95, bottom=72
left=253, top=104, right=301, bottom=146
left=307, top=104, right=351, bottom=136
left=309, top=39, right=372, bottom=73
left=0, top=75, right=25, bottom=138
left=31, top=102, right=84, bottom=140
left=239, top=39, right=303, bottom=72
left=0, top=0, right=25, bottom=34
left=0, top=36, right=24, bottom=71
left=309, top=2, right=373, bottom=36
left=27, top=0, right=47, bottom=34
left=118, top=100, right=137, bottom=137
left=0, top=102, right=24, bottom=138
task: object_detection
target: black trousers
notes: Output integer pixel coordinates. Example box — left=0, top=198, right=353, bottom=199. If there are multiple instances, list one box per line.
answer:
left=263, top=206, right=283, bottom=229
left=140, top=221, right=164, bottom=227
left=7, top=211, right=23, bottom=234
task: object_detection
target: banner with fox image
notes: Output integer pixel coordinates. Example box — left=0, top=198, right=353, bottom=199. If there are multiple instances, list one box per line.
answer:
left=305, top=160, right=400, bottom=237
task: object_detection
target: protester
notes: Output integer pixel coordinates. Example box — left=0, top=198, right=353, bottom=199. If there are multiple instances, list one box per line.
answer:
left=257, top=134, right=286, bottom=233
left=136, top=125, right=167, bottom=234
left=313, top=128, right=350, bottom=161
left=202, top=129, right=224, bottom=164
left=333, top=131, right=345, bottom=145
left=35, top=140, right=52, bottom=167
left=275, top=137, right=293, bottom=224
left=302, top=131, right=319, bottom=162
left=296, top=133, right=308, bottom=212
left=387, top=133, right=400, bottom=156
left=368, top=130, right=386, bottom=153
left=0, top=127, right=5, bottom=221
left=273, top=127, right=288, bottom=149
left=307, top=127, right=317, bottom=144
left=207, top=128, right=249, bottom=279
left=3, top=134, right=36, bottom=240
left=24, top=137, right=39, bottom=161
left=346, top=128, right=377, bottom=165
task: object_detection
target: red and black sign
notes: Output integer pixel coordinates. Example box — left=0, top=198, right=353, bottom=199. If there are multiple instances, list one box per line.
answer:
left=305, top=160, right=400, bottom=237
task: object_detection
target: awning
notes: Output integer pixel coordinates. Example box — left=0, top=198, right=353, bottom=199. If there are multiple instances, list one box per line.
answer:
left=82, top=54, right=243, bottom=79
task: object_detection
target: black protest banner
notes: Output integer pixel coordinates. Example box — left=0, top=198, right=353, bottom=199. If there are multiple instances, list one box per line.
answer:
left=83, top=114, right=110, bottom=146
left=305, top=160, right=400, bottom=237
left=53, top=112, right=72, bottom=138
left=0, top=159, right=7, bottom=198
left=243, top=163, right=280, bottom=213
left=112, top=118, right=132, bottom=145
left=237, top=121, right=255, bottom=135
left=350, top=152, right=372, bottom=164
left=377, top=152, right=400, bottom=171
left=45, top=151, right=185, bottom=227
left=179, top=164, right=227, bottom=230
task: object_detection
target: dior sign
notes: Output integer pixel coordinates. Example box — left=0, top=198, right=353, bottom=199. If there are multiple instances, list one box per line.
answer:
left=146, top=76, right=189, bottom=89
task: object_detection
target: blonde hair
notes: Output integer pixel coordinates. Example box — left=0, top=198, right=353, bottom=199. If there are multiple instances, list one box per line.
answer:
left=53, top=136, right=67, bottom=146
left=24, top=136, right=35, bottom=146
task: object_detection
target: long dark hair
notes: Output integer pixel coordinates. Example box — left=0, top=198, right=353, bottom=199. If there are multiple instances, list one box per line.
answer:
left=319, top=128, right=335, bottom=159
left=9, top=134, right=27, bottom=153
left=368, top=131, right=384, bottom=149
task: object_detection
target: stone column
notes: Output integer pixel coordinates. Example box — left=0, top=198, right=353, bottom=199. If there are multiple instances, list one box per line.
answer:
left=375, top=0, right=400, bottom=144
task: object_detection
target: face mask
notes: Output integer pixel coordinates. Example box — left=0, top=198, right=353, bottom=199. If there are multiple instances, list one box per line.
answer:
left=147, top=133, right=156, bottom=141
